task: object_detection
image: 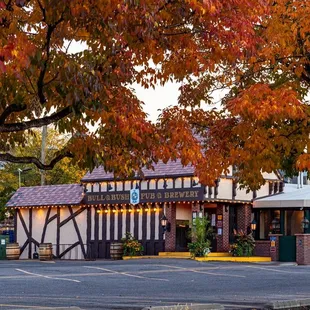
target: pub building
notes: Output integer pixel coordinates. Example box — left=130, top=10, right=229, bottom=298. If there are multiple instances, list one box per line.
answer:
left=6, top=160, right=282, bottom=260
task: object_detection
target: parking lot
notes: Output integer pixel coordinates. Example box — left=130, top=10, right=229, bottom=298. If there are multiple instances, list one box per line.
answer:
left=0, top=259, right=309, bottom=309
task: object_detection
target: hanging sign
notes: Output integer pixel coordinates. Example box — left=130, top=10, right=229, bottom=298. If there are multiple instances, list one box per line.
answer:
left=130, top=189, right=140, bottom=205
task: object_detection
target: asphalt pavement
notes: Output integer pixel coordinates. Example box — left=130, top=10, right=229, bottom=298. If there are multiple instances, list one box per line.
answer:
left=0, top=259, right=309, bottom=309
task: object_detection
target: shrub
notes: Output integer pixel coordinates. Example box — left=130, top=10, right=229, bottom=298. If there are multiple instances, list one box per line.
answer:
left=188, top=241, right=211, bottom=258
left=121, top=232, right=144, bottom=257
left=230, top=230, right=255, bottom=257
left=188, top=216, right=213, bottom=258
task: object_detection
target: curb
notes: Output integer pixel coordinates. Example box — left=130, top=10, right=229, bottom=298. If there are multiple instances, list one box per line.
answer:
left=15, top=308, right=81, bottom=310
left=15, top=307, right=82, bottom=310
left=142, top=304, right=224, bottom=310
left=264, top=298, right=310, bottom=309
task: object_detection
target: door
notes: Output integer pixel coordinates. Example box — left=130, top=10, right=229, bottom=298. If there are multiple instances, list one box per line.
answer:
left=279, top=236, right=296, bottom=262
left=229, top=206, right=238, bottom=243
left=176, top=220, right=190, bottom=251
left=204, top=209, right=217, bottom=251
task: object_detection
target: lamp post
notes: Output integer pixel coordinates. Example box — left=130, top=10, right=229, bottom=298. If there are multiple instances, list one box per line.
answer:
left=17, top=167, right=32, bottom=188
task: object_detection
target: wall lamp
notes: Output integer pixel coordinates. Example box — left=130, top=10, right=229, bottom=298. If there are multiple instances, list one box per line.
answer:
left=251, top=219, right=257, bottom=232
left=163, top=180, right=168, bottom=189
left=160, top=214, right=171, bottom=233
left=192, top=180, right=199, bottom=187
left=301, top=218, right=309, bottom=231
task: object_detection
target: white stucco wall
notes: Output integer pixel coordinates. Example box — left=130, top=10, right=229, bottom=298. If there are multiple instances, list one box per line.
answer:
left=256, top=182, right=270, bottom=198
left=17, top=209, right=29, bottom=259
left=32, top=208, right=47, bottom=245
left=59, top=208, right=78, bottom=245
left=217, top=179, right=233, bottom=200
left=235, top=184, right=253, bottom=201
left=44, top=208, right=57, bottom=245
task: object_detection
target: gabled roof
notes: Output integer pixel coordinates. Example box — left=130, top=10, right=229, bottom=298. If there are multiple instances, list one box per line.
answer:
left=6, top=184, right=84, bottom=207
left=81, top=160, right=195, bottom=182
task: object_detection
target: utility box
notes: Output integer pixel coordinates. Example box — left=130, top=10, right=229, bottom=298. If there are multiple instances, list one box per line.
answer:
left=0, top=236, right=10, bottom=259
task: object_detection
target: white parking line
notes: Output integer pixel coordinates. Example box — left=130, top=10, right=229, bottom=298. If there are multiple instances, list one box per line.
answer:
left=83, top=266, right=169, bottom=281
left=0, top=304, right=75, bottom=309
left=157, top=264, right=246, bottom=278
left=245, top=265, right=308, bottom=274
left=16, top=268, right=81, bottom=283
left=0, top=304, right=50, bottom=308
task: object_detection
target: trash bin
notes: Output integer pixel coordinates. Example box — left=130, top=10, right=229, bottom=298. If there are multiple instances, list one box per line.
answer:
left=0, top=236, right=10, bottom=260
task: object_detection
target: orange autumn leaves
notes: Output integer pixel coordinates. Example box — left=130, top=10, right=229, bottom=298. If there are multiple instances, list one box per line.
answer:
left=1, top=0, right=310, bottom=189
left=228, top=84, right=306, bottom=122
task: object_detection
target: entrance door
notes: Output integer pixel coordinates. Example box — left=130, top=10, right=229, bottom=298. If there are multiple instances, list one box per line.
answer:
left=176, top=221, right=190, bottom=251
left=279, top=236, right=296, bottom=262
left=229, top=206, right=238, bottom=243
left=204, top=209, right=217, bottom=252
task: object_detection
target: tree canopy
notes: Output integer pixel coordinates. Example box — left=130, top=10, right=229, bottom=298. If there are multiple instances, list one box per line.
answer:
left=0, top=128, right=85, bottom=219
left=1, top=0, right=309, bottom=189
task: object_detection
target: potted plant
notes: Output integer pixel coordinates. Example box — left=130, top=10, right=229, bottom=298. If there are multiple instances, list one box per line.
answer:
left=230, top=230, right=255, bottom=257
left=121, top=232, right=144, bottom=257
left=188, top=216, right=213, bottom=258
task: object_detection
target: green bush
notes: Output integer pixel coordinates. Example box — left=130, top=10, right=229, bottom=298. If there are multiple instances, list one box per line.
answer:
left=230, top=230, right=255, bottom=257
left=188, top=216, right=213, bottom=258
left=188, top=241, right=210, bottom=258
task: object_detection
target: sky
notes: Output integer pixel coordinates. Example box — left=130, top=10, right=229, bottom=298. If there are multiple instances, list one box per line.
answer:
left=69, top=41, right=224, bottom=123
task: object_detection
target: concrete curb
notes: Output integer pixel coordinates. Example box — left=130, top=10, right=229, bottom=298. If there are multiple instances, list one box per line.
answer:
left=142, top=304, right=224, bottom=310
left=264, top=298, right=310, bottom=309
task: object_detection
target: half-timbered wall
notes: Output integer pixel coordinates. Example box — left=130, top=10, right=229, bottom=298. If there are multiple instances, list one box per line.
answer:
left=15, top=205, right=164, bottom=260
left=85, top=176, right=281, bottom=203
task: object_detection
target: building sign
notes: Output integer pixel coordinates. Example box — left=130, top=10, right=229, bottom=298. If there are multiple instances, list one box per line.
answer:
left=85, top=187, right=204, bottom=205
left=130, top=189, right=140, bottom=205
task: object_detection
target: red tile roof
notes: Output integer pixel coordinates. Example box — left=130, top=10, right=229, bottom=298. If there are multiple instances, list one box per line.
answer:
left=81, top=160, right=195, bottom=182
left=6, top=184, right=84, bottom=207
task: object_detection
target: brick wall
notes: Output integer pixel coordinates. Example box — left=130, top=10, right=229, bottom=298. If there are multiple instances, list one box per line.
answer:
left=216, top=205, right=230, bottom=252
left=165, top=203, right=176, bottom=251
left=254, top=240, right=270, bottom=257
left=237, top=204, right=252, bottom=233
left=296, top=234, right=310, bottom=265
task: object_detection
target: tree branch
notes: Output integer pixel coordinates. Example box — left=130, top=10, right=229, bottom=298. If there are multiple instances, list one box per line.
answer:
left=36, top=1, right=64, bottom=104
left=0, top=103, right=27, bottom=125
left=0, top=105, right=72, bottom=132
left=0, top=151, right=74, bottom=170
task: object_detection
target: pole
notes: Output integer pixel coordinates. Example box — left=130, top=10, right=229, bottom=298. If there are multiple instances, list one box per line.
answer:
left=18, top=170, right=21, bottom=188
left=40, top=125, right=47, bottom=185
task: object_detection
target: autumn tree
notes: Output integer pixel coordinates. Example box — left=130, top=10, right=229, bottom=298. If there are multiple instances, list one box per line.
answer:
left=0, top=128, right=86, bottom=220
left=0, top=0, right=271, bottom=183
left=156, top=0, right=310, bottom=190
left=4, top=0, right=307, bottom=190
